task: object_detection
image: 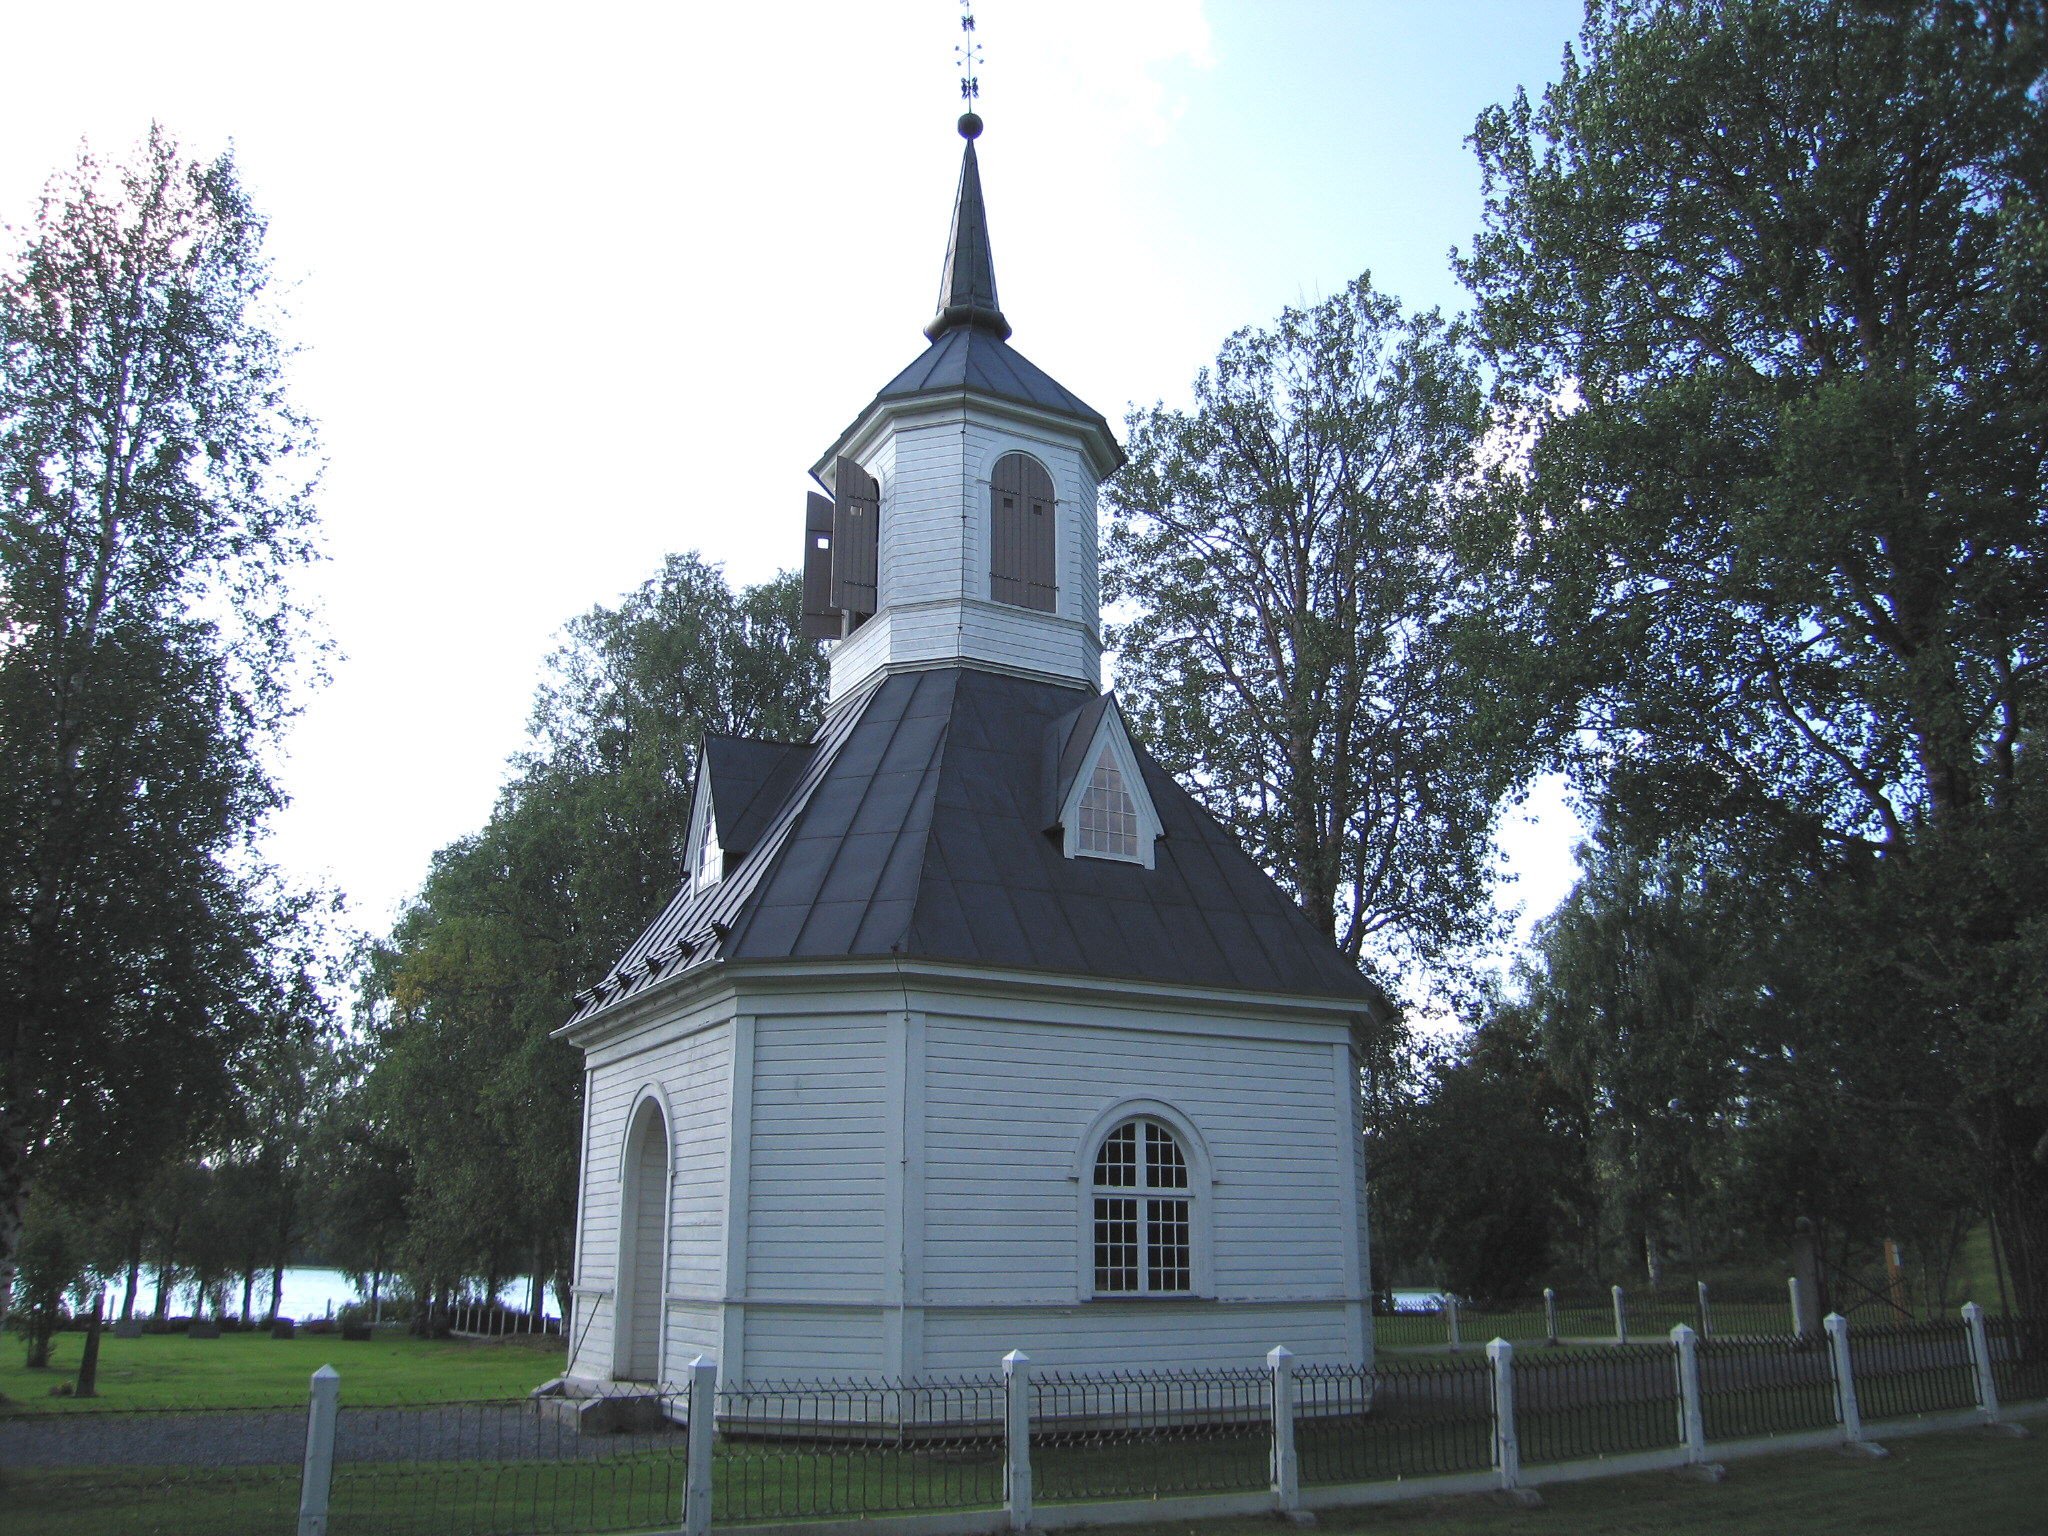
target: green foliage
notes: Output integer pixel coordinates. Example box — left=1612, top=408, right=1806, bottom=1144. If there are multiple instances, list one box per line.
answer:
left=352, top=554, right=822, bottom=1309
left=1371, top=1011, right=1591, bottom=1301
left=1105, top=275, right=1532, bottom=1002
left=1458, top=1, right=2048, bottom=1307
left=0, top=128, right=324, bottom=1327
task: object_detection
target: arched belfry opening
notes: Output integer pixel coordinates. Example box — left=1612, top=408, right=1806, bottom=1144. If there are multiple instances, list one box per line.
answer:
left=614, top=1097, right=670, bottom=1382
left=990, top=451, right=1056, bottom=611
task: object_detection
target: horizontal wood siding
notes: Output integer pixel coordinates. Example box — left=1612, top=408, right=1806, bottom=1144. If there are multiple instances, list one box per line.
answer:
left=746, top=1016, right=890, bottom=1300
left=921, top=1018, right=1349, bottom=1307
left=828, top=407, right=1103, bottom=701
left=738, top=1307, right=889, bottom=1379
left=665, top=1028, right=735, bottom=1298
left=663, top=1302, right=723, bottom=1376
left=920, top=1302, right=1356, bottom=1375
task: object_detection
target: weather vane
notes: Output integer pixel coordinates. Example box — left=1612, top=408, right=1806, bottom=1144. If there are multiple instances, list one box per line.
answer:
left=956, top=0, right=984, bottom=136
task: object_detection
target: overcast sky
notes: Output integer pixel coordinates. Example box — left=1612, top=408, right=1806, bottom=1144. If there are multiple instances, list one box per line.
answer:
left=2, top=0, right=1588, bottom=960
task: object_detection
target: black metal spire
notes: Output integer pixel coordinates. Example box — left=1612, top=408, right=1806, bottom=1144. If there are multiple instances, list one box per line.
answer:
left=926, top=114, right=1012, bottom=341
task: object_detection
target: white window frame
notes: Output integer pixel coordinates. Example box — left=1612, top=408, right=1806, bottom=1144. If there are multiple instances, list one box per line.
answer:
left=1058, top=705, right=1163, bottom=869
left=686, top=777, right=721, bottom=892
left=1071, top=1098, right=1214, bottom=1300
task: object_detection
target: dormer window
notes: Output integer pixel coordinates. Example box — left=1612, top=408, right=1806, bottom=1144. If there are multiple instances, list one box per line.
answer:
left=1077, top=753, right=1139, bottom=859
left=990, top=452, right=1057, bottom=612
left=694, top=800, right=722, bottom=892
left=1054, top=696, right=1163, bottom=868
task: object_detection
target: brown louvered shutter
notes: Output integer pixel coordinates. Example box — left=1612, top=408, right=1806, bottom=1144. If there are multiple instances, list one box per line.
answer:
left=831, top=456, right=879, bottom=624
left=801, top=492, right=839, bottom=639
left=990, top=452, right=1057, bottom=612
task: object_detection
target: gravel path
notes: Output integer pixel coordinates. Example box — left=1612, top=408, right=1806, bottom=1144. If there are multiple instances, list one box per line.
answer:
left=1, top=1403, right=685, bottom=1469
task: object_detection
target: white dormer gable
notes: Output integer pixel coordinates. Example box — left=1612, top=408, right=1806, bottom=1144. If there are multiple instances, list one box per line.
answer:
left=1056, top=700, right=1163, bottom=869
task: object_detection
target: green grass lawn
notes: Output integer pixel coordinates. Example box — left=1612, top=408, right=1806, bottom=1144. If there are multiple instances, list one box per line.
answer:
left=3, top=1424, right=2041, bottom=1536
left=0, top=1328, right=566, bottom=1413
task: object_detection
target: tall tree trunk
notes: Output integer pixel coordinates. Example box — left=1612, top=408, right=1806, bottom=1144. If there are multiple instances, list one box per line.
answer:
left=268, top=1263, right=284, bottom=1323
left=121, top=1227, right=143, bottom=1320
left=240, top=1269, right=255, bottom=1322
left=75, top=1292, right=105, bottom=1396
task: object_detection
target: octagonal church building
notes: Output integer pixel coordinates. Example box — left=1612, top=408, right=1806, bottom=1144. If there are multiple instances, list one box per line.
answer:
left=558, top=117, right=1384, bottom=1391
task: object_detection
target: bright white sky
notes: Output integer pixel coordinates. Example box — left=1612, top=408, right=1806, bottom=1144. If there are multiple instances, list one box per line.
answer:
left=2, top=0, right=1586, bottom=963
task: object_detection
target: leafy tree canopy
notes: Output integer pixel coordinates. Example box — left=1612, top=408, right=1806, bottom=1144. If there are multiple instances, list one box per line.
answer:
left=0, top=128, right=323, bottom=1326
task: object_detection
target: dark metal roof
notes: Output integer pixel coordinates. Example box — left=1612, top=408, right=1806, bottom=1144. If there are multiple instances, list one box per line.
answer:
left=701, top=736, right=815, bottom=857
left=569, top=667, right=1378, bottom=1024
left=874, top=325, right=1109, bottom=429
left=926, top=135, right=1009, bottom=342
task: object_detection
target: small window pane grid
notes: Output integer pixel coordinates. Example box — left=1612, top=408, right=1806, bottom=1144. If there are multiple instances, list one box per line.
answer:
left=695, top=807, right=721, bottom=890
left=1077, top=754, right=1140, bottom=858
left=1092, top=1120, right=1191, bottom=1295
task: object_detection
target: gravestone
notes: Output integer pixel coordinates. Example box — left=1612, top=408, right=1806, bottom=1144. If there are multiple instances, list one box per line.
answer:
left=270, top=1319, right=296, bottom=1340
left=341, top=1323, right=373, bottom=1342
left=187, top=1319, right=221, bottom=1339
left=113, top=1319, right=144, bottom=1340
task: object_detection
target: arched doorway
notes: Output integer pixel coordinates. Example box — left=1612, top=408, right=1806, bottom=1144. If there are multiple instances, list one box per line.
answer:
left=613, top=1097, right=669, bottom=1382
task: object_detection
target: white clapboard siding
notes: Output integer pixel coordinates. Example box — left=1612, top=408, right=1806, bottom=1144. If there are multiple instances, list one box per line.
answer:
left=745, top=1015, right=891, bottom=1299
left=570, top=1013, right=734, bottom=1383
left=829, top=400, right=1103, bottom=702
left=663, top=1302, right=723, bottom=1375
left=920, top=1017, right=1348, bottom=1306
left=663, top=1026, right=736, bottom=1298
left=737, top=1307, right=890, bottom=1379
left=919, top=1303, right=1356, bottom=1376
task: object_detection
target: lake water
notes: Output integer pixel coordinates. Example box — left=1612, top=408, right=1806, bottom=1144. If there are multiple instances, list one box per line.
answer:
left=157, top=1268, right=551, bottom=1322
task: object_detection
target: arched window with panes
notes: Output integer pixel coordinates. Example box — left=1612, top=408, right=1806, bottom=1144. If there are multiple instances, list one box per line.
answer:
left=1091, top=1119, right=1192, bottom=1295
left=989, top=452, right=1057, bottom=611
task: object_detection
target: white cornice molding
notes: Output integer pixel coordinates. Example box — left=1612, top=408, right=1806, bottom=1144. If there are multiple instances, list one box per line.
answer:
left=817, top=388, right=1123, bottom=483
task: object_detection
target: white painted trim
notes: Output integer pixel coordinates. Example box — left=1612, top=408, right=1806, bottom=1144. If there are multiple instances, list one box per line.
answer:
left=612, top=1093, right=673, bottom=1383
left=718, top=1015, right=755, bottom=1389
left=558, top=951, right=1376, bottom=1050
left=684, top=768, right=721, bottom=893
left=1057, top=704, right=1162, bottom=869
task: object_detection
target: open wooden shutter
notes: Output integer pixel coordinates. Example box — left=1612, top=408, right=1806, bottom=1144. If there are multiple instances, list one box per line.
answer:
left=831, top=456, right=879, bottom=623
left=990, top=452, right=1057, bottom=612
left=801, top=492, right=839, bottom=639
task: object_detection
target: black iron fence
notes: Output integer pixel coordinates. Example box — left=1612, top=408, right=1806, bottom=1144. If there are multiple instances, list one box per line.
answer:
left=1846, top=1319, right=1979, bottom=1422
left=1989, top=1313, right=2048, bottom=1405
left=1295, top=1356, right=1494, bottom=1483
left=1695, top=1332, right=1838, bottom=1440
left=1031, top=1366, right=1269, bottom=1503
left=713, top=1377, right=1004, bottom=1523
left=1513, top=1344, right=1680, bottom=1464
left=7, top=1311, right=2039, bottom=1536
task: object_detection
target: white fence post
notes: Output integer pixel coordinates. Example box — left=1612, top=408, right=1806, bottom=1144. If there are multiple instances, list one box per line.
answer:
left=1267, top=1346, right=1300, bottom=1515
left=1823, top=1312, right=1883, bottom=1456
left=1543, top=1288, right=1558, bottom=1347
left=1696, top=1281, right=1712, bottom=1339
left=1446, top=1294, right=1462, bottom=1350
left=1963, top=1302, right=2001, bottom=1425
left=1789, top=1277, right=1807, bottom=1339
left=1003, top=1349, right=1033, bottom=1532
left=1488, top=1338, right=1520, bottom=1493
left=297, top=1364, right=340, bottom=1536
left=1612, top=1284, right=1628, bottom=1344
left=1671, top=1325, right=1707, bottom=1462
left=683, top=1356, right=716, bottom=1536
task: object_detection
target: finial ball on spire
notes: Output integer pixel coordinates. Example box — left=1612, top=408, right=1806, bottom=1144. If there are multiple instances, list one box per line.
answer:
left=958, top=112, right=983, bottom=140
